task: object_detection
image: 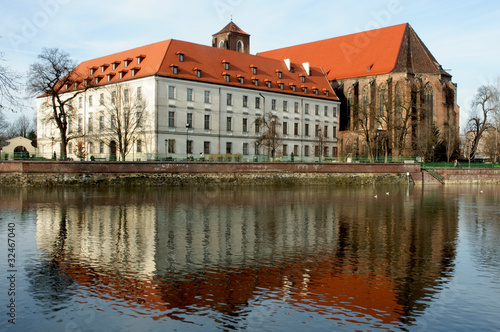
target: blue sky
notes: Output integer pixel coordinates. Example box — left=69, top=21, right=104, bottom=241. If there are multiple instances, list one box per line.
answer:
left=1, top=0, right=500, bottom=129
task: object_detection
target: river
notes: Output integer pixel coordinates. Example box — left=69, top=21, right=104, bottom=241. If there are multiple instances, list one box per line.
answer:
left=0, top=185, right=499, bottom=331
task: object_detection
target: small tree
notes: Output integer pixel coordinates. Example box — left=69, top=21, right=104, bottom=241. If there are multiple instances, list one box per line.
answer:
left=27, top=48, right=93, bottom=160
left=0, top=51, right=23, bottom=113
left=73, top=140, right=87, bottom=160
left=95, top=85, right=147, bottom=161
left=255, top=113, right=281, bottom=160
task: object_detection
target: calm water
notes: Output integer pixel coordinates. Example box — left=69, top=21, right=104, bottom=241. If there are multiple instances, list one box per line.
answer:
left=0, top=185, right=499, bottom=331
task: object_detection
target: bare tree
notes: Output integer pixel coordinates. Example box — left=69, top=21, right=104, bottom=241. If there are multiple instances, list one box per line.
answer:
left=0, top=51, right=23, bottom=113
left=255, top=113, right=282, bottom=160
left=94, top=85, right=147, bottom=161
left=465, top=85, right=499, bottom=161
left=27, top=48, right=93, bottom=159
left=7, top=114, right=34, bottom=138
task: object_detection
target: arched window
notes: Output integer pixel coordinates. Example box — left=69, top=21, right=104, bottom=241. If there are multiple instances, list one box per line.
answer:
left=219, top=40, right=225, bottom=49
left=379, top=84, right=386, bottom=116
left=362, top=86, right=369, bottom=114
left=424, top=83, right=434, bottom=121
left=237, top=40, right=244, bottom=53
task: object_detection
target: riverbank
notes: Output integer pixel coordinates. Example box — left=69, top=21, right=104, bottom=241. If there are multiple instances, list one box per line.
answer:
left=0, top=161, right=499, bottom=186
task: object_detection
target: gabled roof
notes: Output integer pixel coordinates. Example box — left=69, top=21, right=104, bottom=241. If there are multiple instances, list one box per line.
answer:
left=213, top=21, right=249, bottom=36
left=258, top=23, right=449, bottom=81
left=62, top=39, right=338, bottom=101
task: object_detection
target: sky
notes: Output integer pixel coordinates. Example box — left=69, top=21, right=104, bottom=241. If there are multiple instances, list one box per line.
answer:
left=1, top=0, right=500, bottom=130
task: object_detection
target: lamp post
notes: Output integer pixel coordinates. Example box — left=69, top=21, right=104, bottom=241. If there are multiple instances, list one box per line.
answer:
left=186, top=123, right=190, bottom=161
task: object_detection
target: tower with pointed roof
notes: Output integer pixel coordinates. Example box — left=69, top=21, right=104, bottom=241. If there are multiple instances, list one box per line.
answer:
left=212, top=21, right=250, bottom=54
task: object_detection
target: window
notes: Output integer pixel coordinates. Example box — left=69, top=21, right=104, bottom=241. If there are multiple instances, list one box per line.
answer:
left=204, top=141, right=210, bottom=155
left=100, top=93, right=104, bottom=105
left=243, top=118, right=248, bottom=132
left=167, top=139, right=175, bottom=153
left=204, top=90, right=211, bottom=103
left=305, top=103, right=309, bottom=114
left=226, top=117, right=232, bottom=131
left=204, top=114, right=210, bottom=130
left=243, top=143, right=249, bottom=155
left=187, top=113, right=193, bottom=128
left=178, top=53, right=184, bottom=62
left=99, top=116, right=104, bottom=130
left=137, top=87, right=142, bottom=100
left=255, top=121, right=260, bottom=134
left=168, top=111, right=175, bottom=127
left=237, top=40, right=244, bottom=53
left=136, top=112, right=142, bottom=127
left=315, top=146, right=320, bottom=157
left=253, top=79, right=259, bottom=86
left=99, top=141, right=104, bottom=154
left=89, top=142, right=94, bottom=154
left=255, top=97, right=261, bottom=109
left=224, top=62, right=230, bottom=70
left=305, top=123, right=309, bottom=136
left=333, top=126, right=337, bottom=138
left=110, top=115, right=115, bottom=129
left=187, top=140, right=193, bottom=154
left=89, top=95, right=93, bottom=107
left=226, top=142, right=232, bottom=154
left=172, top=66, right=178, bottom=75
left=78, top=117, right=82, bottom=133
left=124, top=88, right=129, bottom=103
left=79, top=96, right=83, bottom=108
left=283, top=101, right=288, bottom=112
left=136, top=140, right=142, bottom=153
left=239, top=77, right=244, bottom=84
left=315, top=105, right=319, bottom=115
left=304, top=145, right=310, bottom=156
left=111, top=91, right=116, bottom=104
left=324, top=146, right=329, bottom=157
left=271, top=99, right=276, bottom=110
left=294, top=123, right=299, bottom=135
left=300, top=75, right=305, bottom=83
left=168, top=86, right=175, bottom=99
left=251, top=66, right=257, bottom=75
left=379, top=85, right=386, bottom=116
left=282, top=144, right=288, bottom=155
left=243, top=95, right=248, bottom=107
left=227, top=93, right=232, bottom=106
left=266, top=81, right=272, bottom=88
left=294, top=145, right=299, bottom=155
left=224, top=74, right=230, bottom=82
left=324, top=106, right=328, bottom=116
left=187, top=88, right=193, bottom=101
left=294, top=102, right=299, bottom=113
left=283, top=122, right=288, bottom=135
left=315, top=124, right=320, bottom=137
left=277, top=71, right=282, bottom=79
left=88, top=116, right=93, bottom=132
left=196, top=69, right=201, bottom=78
left=324, top=125, right=328, bottom=137
left=254, top=142, right=261, bottom=155
left=333, top=105, right=337, bottom=118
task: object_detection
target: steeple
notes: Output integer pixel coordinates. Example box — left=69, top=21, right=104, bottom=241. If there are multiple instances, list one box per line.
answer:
left=212, top=21, right=250, bottom=54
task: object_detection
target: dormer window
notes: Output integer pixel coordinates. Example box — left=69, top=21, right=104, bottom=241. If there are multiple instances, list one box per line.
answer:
left=193, top=67, right=202, bottom=78
left=119, top=70, right=128, bottom=79
left=74, top=82, right=78, bottom=89
left=90, top=67, right=97, bottom=75
left=252, top=78, right=259, bottom=86
left=289, top=84, right=296, bottom=92
left=324, top=89, right=329, bottom=97
left=84, top=79, right=89, bottom=86
left=137, top=54, right=146, bottom=64
left=131, top=67, right=140, bottom=77
left=176, top=52, right=184, bottom=62
left=223, top=73, right=230, bottom=82
left=276, top=70, right=282, bottom=79
left=170, top=64, right=178, bottom=75
left=222, top=60, right=230, bottom=70
left=101, top=64, right=109, bottom=73
left=65, top=83, right=69, bottom=90
left=299, top=74, right=306, bottom=83
left=107, top=73, right=114, bottom=82
left=124, top=58, right=133, bottom=68
left=314, top=89, right=319, bottom=95
left=237, top=75, right=245, bottom=84
left=250, top=65, right=257, bottom=75
left=279, top=83, right=284, bottom=90
left=302, top=86, right=308, bottom=94
left=112, top=61, right=120, bottom=70
left=265, top=80, right=272, bottom=88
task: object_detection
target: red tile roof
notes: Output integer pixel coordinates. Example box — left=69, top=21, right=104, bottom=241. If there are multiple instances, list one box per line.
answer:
left=213, top=21, right=249, bottom=36
left=66, top=39, right=338, bottom=101
left=258, top=23, right=409, bottom=81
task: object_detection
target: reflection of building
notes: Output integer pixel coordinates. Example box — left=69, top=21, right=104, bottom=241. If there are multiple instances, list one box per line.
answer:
left=36, top=21, right=339, bottom=161
left=32, top=187, right=459, bottom=327
left=259, top=24, right=460, bottom=158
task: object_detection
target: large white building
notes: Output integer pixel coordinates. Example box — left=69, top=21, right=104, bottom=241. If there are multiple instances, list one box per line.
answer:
left=37, top=22, right=340, bottom=161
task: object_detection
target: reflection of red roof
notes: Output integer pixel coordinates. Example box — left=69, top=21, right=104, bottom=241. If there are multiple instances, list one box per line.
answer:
left=258, top=24, right=408, bottom=80
left=60, top=258, right=402, bottom=325
left=60, top=39, right=337, bottom=101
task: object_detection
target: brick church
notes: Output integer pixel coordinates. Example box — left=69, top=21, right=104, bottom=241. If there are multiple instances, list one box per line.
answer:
left=258, top=23, right=460, bottom=160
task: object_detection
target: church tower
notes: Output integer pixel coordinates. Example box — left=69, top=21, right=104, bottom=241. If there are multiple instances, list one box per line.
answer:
left=212, top=21, right=250, bottom=54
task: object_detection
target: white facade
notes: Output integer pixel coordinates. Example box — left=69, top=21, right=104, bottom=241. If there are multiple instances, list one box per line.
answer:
left=37, top=76, right=340, bottom=161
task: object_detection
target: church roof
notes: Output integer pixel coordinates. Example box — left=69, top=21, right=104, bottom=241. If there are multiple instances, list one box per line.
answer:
left=258, top=23, right=449, bottom=81
left=58, top=39, right=338, bottom=101
left=213, top=21, right=250, bottom=36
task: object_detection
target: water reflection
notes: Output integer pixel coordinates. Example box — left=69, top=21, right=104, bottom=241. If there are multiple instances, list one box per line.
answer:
left=1, top=186, right=467, bottom=330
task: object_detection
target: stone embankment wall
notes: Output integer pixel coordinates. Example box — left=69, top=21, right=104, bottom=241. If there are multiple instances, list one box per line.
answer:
left=0, top=161, right=418, bottom=187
